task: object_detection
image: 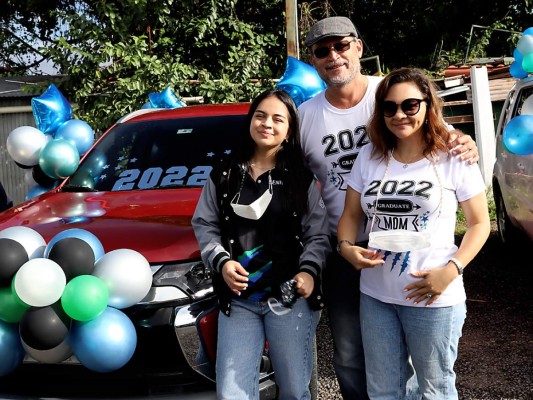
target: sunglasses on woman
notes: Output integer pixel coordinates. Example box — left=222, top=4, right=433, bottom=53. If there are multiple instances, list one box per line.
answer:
left=312, top=39, right=356, bottom=59
left=380, top=98, right=427, bottom=118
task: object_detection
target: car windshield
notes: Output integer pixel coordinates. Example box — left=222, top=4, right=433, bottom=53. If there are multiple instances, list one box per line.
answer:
left=66, top=114, right=246, bottom=191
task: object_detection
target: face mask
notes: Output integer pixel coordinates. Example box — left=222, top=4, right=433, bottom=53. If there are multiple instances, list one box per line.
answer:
left=230, top=170, right=273, bottom=220
left=368, top=229, right=432, bottom=253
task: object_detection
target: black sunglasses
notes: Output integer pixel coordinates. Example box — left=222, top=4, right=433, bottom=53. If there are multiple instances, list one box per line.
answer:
left=381, top=98, right=427, bottom=118
left=313, top=39, right=356, bottom=59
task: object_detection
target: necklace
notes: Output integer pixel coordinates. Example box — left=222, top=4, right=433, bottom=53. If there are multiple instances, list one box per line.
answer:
left=249, top=162, right=275, bottom=171
left=392, top=149, right=425, bottom=169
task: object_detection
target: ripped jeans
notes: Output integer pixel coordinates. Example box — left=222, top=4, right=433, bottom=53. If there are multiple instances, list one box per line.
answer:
left=216, top=297, right=320, bottom=400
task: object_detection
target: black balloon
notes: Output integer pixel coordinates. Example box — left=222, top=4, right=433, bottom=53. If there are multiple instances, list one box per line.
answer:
left=0, top=238, right=29, bottom=286
left=19, top=302, right=71, bottom=351
left=32, top=164, right=57, bottom=187
left=48, top=237, right=95, bottom=281
left=15, top=161, right=33, bottom=169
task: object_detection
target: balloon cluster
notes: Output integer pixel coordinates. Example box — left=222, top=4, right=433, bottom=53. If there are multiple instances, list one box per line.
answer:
left=276, top=56, right=326, bottom=107
left=0, top=227, right=152, bottom=375
left=510, top=27, right=533, bottom=79
left=502, top=27, right=533, bottom=156
left=141, top=86, right=186, bottom=109
left=6, top=84, right=96, bottom=200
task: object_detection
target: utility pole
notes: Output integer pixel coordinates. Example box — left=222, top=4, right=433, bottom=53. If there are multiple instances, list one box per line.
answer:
left=285, top=0, right=299, bottom=59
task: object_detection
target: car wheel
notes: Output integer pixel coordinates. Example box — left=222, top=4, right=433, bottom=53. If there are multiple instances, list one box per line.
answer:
left=494, top=184, right=523, bottom=248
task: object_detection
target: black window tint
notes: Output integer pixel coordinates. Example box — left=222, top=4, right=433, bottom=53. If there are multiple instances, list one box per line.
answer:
left=69, top=115, right=246, bottom=191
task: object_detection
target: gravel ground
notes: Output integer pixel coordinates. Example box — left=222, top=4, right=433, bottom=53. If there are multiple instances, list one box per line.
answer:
left=315, top=231, right=533, bottom=400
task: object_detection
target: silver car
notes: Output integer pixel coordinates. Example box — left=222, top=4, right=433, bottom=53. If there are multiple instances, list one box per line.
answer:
left=493, top=75, right=533, bottom=246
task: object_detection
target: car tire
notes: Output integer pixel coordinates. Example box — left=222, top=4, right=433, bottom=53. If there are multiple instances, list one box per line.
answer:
left=494, top=184, right=524, bottom=248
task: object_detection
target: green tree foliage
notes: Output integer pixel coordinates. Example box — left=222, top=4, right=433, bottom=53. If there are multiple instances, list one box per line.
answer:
left=1, top=0, right=532, bottom=131
left=2, top=0, right=285, bottom=131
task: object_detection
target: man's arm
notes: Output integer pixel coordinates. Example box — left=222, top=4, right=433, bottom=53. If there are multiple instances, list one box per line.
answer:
left=448, top=129, right=479, bottom=164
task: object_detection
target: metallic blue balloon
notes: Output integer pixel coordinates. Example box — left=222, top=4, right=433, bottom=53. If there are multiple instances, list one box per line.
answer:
left=70, top=307, right=137, bottom=373
left=44, top=228, right=105, bottom=261
left=39, top=139, right=80, bottom=179
left=276, top=56, right=326, bottom=107
left=25, top=183, right=56, bottom=200
left=0, top=320, right=25, bottom=376
left=148, top=86, right=186, bottom=109
left=31, top=84, right=73, bottom=135
left=503, top=115, right=533, bottom=156
left=510, top=61, right=528, bottom=79
left=140, top=101, right=153, bottom=109
left=55, top=119, right=95, bottom=156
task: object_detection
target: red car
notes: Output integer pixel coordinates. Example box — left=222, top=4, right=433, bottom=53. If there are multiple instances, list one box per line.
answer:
left=0, top=104, right=279, bottom=399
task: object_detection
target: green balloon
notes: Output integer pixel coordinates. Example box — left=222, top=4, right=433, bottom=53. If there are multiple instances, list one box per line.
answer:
left=0, top=286, right=30, bottom=323
left=522, top=52, right=533, bottom=73
left=61, top=275, right=108, bottom=322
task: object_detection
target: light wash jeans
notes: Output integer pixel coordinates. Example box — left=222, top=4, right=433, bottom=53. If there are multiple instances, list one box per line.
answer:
left=360, top=293, right=467, bottom=400
left=323, top=249, right=369, bottom=399
left=216, top=297, right=319, bottom=400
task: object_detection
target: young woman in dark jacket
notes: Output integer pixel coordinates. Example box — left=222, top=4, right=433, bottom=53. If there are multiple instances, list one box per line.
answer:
left=192, top=88, right=330, bottom=399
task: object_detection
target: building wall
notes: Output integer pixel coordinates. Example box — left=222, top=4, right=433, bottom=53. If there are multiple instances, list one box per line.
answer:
left=0, top=108, right=38, bottom=206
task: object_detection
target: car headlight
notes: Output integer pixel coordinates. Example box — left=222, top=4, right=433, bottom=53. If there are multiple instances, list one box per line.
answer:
left=152, top=261, right=213, bottom=301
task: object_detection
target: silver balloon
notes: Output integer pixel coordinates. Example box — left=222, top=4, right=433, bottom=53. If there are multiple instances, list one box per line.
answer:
left=22, top=338, right=73, bottom=364
left=93, top=249, right=152, bottom=309
left=6, top=126, right=48, bottom=167
left=0, top=226, right=46, bottom=259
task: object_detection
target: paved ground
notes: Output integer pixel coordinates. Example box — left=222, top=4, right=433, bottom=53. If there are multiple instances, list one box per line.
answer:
left=315, top=231, right=533, bottom=399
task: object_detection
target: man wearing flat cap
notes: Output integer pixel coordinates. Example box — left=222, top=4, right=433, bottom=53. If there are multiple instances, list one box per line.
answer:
left=298, top=16, right=478, bottom=400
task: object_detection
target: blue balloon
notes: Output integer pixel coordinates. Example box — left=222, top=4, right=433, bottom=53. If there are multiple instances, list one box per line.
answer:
left=25, top=183, right=56, bottom=200
left=44, top=228, right=105, bottom=261
left=70, top=307, right=137, bottom=373
left=510, top=61, right=528, bottom=79
left=503, top=115, right=533, bottom=155
left=140, top=101, right=153, bottom=109
left=31, top=84, right=73, bottom=135
left=39, top=139, right=80, bottom=179
left=0, top=320, right=25, bottom=376
left=55, top=119, right=95, bottom=156
left=523, top=27, right=533, bottom=36
left=148, top=86, right=186, bottom=109
left=513, top=48, right=524, bottom=64
left=276, top=56, right=326, bottom=107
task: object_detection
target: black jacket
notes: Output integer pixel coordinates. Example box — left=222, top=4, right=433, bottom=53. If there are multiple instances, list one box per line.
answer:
left=192, top=162, right=330, bottom=316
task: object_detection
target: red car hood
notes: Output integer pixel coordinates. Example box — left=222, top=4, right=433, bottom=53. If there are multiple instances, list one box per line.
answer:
left=0, top=188, right=203, bottom=264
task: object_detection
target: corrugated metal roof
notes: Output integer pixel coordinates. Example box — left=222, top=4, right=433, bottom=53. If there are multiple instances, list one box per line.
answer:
left=0, top=75, right=64, bottom=99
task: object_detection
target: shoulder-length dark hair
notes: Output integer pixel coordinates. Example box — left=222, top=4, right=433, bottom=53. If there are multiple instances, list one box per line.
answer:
left=235, top=88, right=309, bottom=214
left=368, top=68, right=451, bottom=160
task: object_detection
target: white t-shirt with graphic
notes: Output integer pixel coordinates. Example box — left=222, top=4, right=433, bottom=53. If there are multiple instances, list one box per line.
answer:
left=299, top=76, right=383, bottom=236
left=346, top=144, right=486, bottom=307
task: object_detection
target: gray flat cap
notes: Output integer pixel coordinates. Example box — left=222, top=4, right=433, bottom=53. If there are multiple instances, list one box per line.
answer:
left=305, top=16, right=358, bottom=48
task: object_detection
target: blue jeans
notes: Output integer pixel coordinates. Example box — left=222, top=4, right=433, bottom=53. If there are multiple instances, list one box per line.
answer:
left=216, top=297, right=319, bottom=400
left=360, top=293, right=467, bottom=400
left=323, top=249, right=368, bottom=400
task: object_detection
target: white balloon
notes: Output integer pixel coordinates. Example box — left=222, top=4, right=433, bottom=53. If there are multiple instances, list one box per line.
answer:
left=22, top=338, right=73, bottom=364
left=24, top=169, right=37, bottom=186
left=517, top=34, right=533, bottom=55
left=0, top=226, right=46, bottom=259
left=14, top=259, right=66, bottom=307
left=6, top=126, right=48, bottom=167
left=521, top=95, right=533, bottom=115
left=93, top=249, right=152, bottom=309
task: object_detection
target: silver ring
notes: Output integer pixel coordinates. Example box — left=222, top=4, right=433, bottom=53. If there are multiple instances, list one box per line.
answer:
left=427, top=294, right=432, bottom=298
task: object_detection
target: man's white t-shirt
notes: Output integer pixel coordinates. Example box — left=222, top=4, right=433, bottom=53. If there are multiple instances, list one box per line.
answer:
left=299, top=76, right=383, bottom=236
left=346, top=144, right=486, bottom=307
